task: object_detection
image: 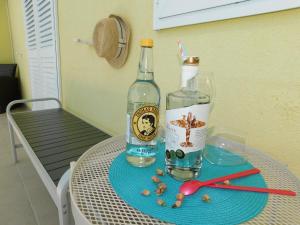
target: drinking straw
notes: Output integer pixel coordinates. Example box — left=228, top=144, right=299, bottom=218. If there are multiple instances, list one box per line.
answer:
left=177, top=40, right=187, bottom=62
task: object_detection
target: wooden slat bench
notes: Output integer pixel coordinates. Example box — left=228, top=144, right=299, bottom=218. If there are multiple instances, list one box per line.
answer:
left=6, top=98, right=111, bottom=225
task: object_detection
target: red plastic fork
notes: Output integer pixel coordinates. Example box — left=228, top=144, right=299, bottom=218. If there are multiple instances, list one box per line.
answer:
left=179, top=168, right=260, bottom=195
left=206, top=183, right=296, bottom=196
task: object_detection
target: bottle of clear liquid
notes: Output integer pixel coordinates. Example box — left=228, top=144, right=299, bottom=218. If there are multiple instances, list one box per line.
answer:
left=126, top=39, right=160, bottom=167
left=165, top=56, right=210, bottom=180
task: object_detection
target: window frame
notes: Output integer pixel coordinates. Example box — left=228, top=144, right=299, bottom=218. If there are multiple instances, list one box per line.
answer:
left=153, top=0, right=300, bottom=30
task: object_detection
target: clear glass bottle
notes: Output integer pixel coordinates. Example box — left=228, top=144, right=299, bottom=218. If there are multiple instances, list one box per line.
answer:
left=126, top=39, right=160, bottom=167
left=165, top=56, right=210, bottom=180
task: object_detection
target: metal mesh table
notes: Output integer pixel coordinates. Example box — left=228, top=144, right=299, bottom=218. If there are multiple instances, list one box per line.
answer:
left=70, top=136, right=300, bottom=225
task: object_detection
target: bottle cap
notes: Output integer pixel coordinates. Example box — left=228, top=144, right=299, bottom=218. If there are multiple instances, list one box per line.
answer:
left=183, top=56, right=199, bottom=65
left=140, top=39, right=153, bottom=47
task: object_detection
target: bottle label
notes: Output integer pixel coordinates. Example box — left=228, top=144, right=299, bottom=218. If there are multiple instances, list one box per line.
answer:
left=165, top=104, right=210, bottom=155
left=127, top=113, right=156, bottom=146
left=130, top=105, right=159, bottom=142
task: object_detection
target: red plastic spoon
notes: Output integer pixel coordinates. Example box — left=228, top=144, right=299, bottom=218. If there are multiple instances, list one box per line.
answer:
left=206, top=183, right=296, bottom=196
left=179, top=168, right=260, bottom=195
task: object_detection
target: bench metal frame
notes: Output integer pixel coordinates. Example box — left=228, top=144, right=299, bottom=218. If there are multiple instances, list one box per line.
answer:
left=7, top=98, right=72, bottom=225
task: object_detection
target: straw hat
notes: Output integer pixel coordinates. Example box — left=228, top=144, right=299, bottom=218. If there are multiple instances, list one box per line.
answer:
left=93, top=15, right=130, bottom=68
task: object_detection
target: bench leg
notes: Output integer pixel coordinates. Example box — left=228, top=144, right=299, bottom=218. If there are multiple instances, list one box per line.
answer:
left=57, top=169, right=72, bottom=225
left=8, top=122, right=18, bottom=163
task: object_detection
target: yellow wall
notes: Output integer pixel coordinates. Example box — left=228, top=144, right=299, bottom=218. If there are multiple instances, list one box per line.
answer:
left=6, top=0, right=31, bottom=99
left=0, top=0, right=13, bottom=63
left=6, top=0, right=300, bottom=177
left=57, top=0, right=300, bottom=176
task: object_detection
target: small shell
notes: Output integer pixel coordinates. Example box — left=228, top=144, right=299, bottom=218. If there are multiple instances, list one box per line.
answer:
left=141, top=189, right=150, bottom=196
left=156, top=168, right=164, bottom=176
left=176, top=193, right=185, bottom=201
left=156, top=188, right=163, bottom=196
left=158, top=183, right=167, bottom=190
left=151, top=176, right=161, bottom=183
left=223, top=180, right=230, bottom=185
left=157, top=199, right=166, bottom=206
left=202, top=194, right=211, bottom=203
left=172, top=200, right=182, bottom=208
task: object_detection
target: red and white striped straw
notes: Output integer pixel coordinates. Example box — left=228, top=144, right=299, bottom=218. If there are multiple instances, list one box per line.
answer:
left=177, top=40, right=187, bottom=62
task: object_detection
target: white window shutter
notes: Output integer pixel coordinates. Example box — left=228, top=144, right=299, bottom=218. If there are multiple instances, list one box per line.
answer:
left=24, top=0, right=60, bottom=110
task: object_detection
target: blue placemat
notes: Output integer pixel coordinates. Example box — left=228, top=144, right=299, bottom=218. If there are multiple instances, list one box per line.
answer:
left=109, top=147, right=268, bottom=225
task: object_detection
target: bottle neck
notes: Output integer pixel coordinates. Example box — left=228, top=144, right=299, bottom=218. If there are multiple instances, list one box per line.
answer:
left=181, top=65, right=199, bottom=90
left=137, top=47, right=154, bottom=80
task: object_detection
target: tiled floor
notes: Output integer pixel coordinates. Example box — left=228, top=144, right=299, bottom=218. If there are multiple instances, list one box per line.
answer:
left=0, top=113, right=59, bottom=225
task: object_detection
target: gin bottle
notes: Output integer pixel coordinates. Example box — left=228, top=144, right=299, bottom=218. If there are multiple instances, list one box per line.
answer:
left=126, top=39, right=160, bottom=167
left=165, top=57, right=210, bottom=180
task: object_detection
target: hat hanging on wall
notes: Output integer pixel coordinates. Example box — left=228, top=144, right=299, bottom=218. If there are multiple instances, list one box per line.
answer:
left=93, top=15, right=130, bottom=68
